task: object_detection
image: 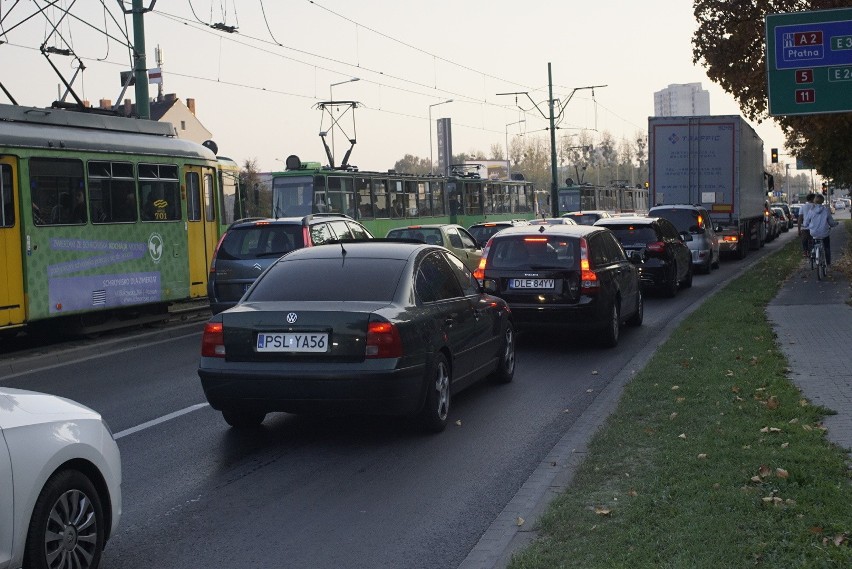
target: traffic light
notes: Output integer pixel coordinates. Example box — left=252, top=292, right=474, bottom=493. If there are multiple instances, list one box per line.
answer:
left=771, top=148, right=779, bottom=163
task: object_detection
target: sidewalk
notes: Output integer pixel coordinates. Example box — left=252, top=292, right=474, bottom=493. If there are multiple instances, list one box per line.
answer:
left=766, top=216, right=852, bottom=461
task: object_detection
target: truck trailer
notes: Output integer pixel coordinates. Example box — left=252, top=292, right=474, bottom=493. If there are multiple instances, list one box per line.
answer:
left=648, top=115, right=769, bottom=258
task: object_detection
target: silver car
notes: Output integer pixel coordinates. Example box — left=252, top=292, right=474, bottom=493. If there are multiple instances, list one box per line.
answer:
left=648, top=205, right=720, bottom=274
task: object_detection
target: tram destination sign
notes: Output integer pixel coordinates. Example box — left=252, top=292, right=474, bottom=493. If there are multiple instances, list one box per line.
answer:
left=765, top=8, right=852, bottom=115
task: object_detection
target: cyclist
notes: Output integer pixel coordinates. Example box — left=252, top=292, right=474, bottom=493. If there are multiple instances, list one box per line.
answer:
left=802, top=194, right=838, bottom=265
left=798, top=192, right=816, bottom=257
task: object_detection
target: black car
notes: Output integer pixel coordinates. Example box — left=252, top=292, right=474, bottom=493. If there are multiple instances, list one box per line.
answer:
left=206, top=214, right=373, bottom=314
left=595, top=216, right=693, bottom=297
left=467, top=219, right=529, bottom=247
left=198, top=241, right=515, bottom=432
left=475, top=224, right=642, bottom=347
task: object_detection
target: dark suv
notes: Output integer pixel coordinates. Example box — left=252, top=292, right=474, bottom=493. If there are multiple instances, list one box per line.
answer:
left=207, top=214, right=373, bottom=314
left=475, top=224, right=643, bottom=347
left=595, top=216, right=693, bottom=297
left=467, top=219, right=529, bottom=247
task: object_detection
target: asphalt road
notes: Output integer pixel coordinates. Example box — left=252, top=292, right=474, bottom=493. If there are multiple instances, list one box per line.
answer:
left=0, top=230, right=796, bottom=569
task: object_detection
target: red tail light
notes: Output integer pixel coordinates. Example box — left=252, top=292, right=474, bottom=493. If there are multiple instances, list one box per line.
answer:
left=303, top=226, right=312, bottom=246
left=366, top=320, right=402, bottom=358
left=579, top=238, right=599, bottom=292
left=201, top=322, right=225, bottom=357
left=209, top=233, right=228, bottom=273
left=646, top=241, right=666, bottom=253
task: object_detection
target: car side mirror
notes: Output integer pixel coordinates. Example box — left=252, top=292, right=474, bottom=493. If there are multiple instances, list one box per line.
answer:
left=627, top=249, right=644, bottom=264
left=679, top=232, right=694, bottom=242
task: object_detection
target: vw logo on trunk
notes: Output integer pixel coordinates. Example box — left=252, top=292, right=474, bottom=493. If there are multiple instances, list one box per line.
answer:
left=286, top=313, right=298, bottom=324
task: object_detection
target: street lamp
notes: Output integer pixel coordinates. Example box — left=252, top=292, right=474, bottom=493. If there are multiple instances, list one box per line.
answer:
left=505, top=119, right=525, bottom=180
left=329, top=77, right=360, bottom=160
left=428, top=99, right=453, bottom=175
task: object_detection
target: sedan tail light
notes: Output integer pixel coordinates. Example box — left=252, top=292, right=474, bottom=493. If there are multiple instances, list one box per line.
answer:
left=473, top=237, right=493, bottom=282
left=646, top=241, right=666, bottom=253
left=579, top=238, right=599, bottom=292
left=366, top=320, right=402, bottom=358
left=201, top=322, right=226, bottom=357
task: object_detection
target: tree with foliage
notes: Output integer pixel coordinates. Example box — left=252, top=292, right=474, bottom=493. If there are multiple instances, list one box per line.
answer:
left=693, top=0, right=852, bottom=186
left=239, top=158, right=271, bottom=217
left=392, top=154, right=431, bottom=175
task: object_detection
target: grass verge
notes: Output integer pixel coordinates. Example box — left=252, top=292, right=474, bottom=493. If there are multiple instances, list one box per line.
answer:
left=508, top=233, right=852, bottom=568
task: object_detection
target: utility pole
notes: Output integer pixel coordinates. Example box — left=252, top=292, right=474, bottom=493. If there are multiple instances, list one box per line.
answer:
left=122, top=0, right=156, bottom=119
left=498, top=66, right=605, bottom=217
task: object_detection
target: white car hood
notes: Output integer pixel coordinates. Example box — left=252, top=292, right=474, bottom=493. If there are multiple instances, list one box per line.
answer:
left=0, top=387, right=99, bottom=427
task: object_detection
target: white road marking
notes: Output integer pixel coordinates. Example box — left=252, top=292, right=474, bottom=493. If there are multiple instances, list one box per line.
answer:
left=114, top=402, right=209, bottom=439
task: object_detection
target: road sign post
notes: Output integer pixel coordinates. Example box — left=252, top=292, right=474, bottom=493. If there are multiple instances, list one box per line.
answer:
left=765, top=8, right=852, bottom=116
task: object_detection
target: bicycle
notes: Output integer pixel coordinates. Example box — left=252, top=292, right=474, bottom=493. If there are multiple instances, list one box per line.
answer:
left=810, top=238, right=827, bottom=280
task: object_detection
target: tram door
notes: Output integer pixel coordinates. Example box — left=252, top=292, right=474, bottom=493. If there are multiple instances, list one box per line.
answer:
left=185, top=166, right=219, bottom=298
left=0, top=157, right=25, bottom=328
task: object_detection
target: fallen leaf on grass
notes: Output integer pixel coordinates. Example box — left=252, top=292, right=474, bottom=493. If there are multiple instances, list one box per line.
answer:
left=676, top=397, right=686, bottom=403
left=671, top=385, right=680, bottom=390
left=725, top=370, right=735, bottom=377
left=627, top=489, right=638, bottom=497
left=776, top=468, right=789, bottom=478
left=669, top=412, right=678, bottom=420
left=594, top=506, right=611, bottom=516
left=731, top=385, right=741, bottom=393
left=799, top=399, right=810, bottom=407
left=766, top=396, right=780, bottom=410
left=697, top=453, right=708, bottom=459
left=781, top=442, right=789, bottom=448
left=751, top=476, right=762, bottom=483
left=760, top=427, right=782, bottom=433
left=678, top=433, right=687, bottom=439
left=759, top=465, right=772, bottom=478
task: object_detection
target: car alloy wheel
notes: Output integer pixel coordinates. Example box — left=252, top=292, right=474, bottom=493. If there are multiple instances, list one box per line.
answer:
left=491, top=323, right=516, bottom=384
left=25, top=470, right=105, bottom=569
left=419, top=353, right=451, bottom=432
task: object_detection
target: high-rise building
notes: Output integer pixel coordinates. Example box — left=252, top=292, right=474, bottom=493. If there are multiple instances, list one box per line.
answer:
left=653, top=83, right=710, bottom=116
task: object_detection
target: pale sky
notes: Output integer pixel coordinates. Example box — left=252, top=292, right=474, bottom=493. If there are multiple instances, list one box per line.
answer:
left=0, top=1, right=790, bottom=173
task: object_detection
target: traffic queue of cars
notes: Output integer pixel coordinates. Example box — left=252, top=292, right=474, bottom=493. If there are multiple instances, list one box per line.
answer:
left=197, top=200, right=795, bottom=433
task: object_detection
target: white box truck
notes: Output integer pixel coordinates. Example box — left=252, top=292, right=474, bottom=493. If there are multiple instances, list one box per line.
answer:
left=649, top=115, right=769, bottom=258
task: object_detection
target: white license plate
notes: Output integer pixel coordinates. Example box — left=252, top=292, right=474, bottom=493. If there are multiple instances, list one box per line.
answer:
left=256, top=333, right=329, bottom=352
left=510, top=278, right=555, bottom=289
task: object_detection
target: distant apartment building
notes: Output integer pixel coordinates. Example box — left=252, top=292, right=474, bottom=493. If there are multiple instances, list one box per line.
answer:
left=653, top=83, right=710, bottom=116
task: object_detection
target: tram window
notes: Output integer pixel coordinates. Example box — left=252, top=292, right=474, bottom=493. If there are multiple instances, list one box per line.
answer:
left=327, top=177, right=356, bottom=217
left=87, top=161, right=134, bottom=224
left=30, top=158, right=85, bottom=226
left=373, top=179, right=389, bottom=218
left=355, top=177, right=373, bottom=219
left=417, top=181, right=431, bottom=216
left=404, top=180, right=419, bottom=217
left=204, top=173, right=215, bottom=222
left=219, top=169, right=238, bottom=224
left=1, top=164, right=13, bottom=227
left=139, top=163, right=180, bottom=221
left=390, top=180, right=406, bottom=218
left=186, top=172, right=201, bottom=221
left=463, top=182, right=482, bottom=215
left=447, top=183, right=460, bottom=215
left=432, top=181, right=446, bottom=216
left=271, top=175, right=312, bottom=217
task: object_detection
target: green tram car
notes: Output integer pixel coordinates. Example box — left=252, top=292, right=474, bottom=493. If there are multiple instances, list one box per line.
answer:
left=0, top=103, right=238, bottom=335
left=262, top=155, right=545, bottom=237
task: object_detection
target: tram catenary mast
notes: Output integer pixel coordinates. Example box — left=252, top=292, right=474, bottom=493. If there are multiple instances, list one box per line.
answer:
left=498, top=64, right=604, bottom=217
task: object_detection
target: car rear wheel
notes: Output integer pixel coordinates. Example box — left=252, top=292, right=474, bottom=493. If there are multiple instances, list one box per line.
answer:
left=626, top=290, right=643, bottom=327
left=490, top=323, right=516, bottom=384
left=25, top=469, right=105, bottom=569
left=418, top=353, right=451, bottom=432
left=664, top=266, right=679, bottom=297
left=681, top=263, right=693, bottom=288
left=222, top=409, right=266, bottom=428
left=598, top=302, right=620, bottom=348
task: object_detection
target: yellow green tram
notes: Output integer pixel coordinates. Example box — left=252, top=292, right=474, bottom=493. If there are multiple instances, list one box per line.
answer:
left=0, top=103, right=228, bottom=335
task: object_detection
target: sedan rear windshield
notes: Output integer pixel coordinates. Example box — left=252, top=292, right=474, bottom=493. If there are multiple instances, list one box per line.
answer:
left=248, top=258, right=406, bottom=302
left=387, top=227, right=442, bottom=245
left=489, top=236, right=579, bottom=269
left=652, top=209, right=702, bottom=233
left=219, top=224, right=305, bottom=260
left=565, top=214, right=600, bottom=225
left=468, top=224, right=508, bottom=244
left=603, top=226, right=658, bottom=247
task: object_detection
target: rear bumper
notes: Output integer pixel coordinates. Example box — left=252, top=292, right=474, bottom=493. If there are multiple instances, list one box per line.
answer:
left=198, top=359, right=427, bottom=416
left=505, top=296, right=607, bottom=330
